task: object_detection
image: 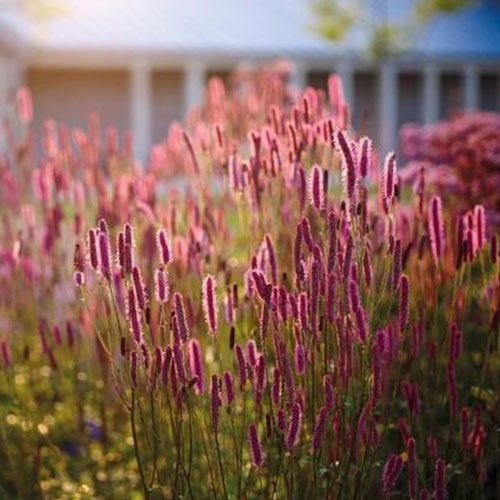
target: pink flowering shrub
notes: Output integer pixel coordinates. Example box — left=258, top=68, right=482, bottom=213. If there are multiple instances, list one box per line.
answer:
left=400, top=112, right=500, bottom=220
left=0, top=67, right=499, bottom=499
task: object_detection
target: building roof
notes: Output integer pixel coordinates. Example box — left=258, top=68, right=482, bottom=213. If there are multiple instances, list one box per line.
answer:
left=415, top=3, right=500, bottom=59
left=0, top=0, right=360, bottom=60
left=1, top=0, right=499, bottom=63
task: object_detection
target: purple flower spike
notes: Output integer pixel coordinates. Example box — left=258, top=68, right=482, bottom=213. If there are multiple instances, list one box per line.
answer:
left=382, top=454, right=403, bottom=499
left=174, top=293, right=190, bottom=342
left=126, top=287, right=143, bottom=344
left=359, top=136, right=372, bottom=178
left=335, top=129, right=356, bottom=201
left=156, top=228, right=173, bottom=266
left=312, top=406, right=328, bottom=452
left=433, top=459, right=447, bottom=500
left=223, top=371, right=234, bottom=406
left=235, top=344, right=247, bottom=388
left=285, top=402, right=302, bottom=450
left=188, top=339, right=205, bottom=394
left=429, top=196, right=445, bottom=264
left=309, top=164, right=325, bottom=211
left=202, top=275, right=218, bottom=335
left=98, top=231, right=111, bottom=279
left=248, top=423, right=264, bottom=467
left=154, top=268, right=170, bottom=304
left=87, top=229, right=99, bottom=269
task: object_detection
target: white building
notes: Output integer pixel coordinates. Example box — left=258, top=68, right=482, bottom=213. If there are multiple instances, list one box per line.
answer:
left=1, top=0, right=500, bottom=160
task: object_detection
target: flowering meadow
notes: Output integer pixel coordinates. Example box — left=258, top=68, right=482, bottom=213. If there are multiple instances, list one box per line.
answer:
left=0, top=66, right=499, bottom=499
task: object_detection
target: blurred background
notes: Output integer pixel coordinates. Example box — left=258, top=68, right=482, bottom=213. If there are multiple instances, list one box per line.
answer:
left=1, top=0, right=499, bottom=160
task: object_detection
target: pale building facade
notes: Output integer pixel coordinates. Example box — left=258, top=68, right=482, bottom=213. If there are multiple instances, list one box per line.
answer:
left=1, top=0, right=500, bottom=160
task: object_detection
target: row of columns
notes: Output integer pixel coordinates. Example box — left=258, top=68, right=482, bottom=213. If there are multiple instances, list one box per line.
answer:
left=291, top=60, right=484, bottom=156
left=382, top=61, right=481, bottom=154
left=125, top=59, right=490, bottom=162
left=129, top=59, right=206, bottom=161
left=1, top=56, right=208, bottom=162
left=0, top=56, right=490, bottom=162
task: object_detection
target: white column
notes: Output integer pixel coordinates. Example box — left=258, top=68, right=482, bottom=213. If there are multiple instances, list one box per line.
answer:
left=379, top=60, right=398, bottom=155
left=423, top=62, right=440, bottom=124
left=289, top=60, right=308, bottom=93
left=336, top=60, right=354, bottom=110
left=463, top=63, right=479, bottom=110
left=130, top=59, right=152, bottom=162
left=183, top=59, right=206, bottom=118
left=0, top=55, right=12, bottom=117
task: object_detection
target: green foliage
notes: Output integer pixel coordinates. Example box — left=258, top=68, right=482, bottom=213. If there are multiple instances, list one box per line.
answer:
left=309, top=0, right=356, bottom=42
left=310, top=0, right=477, bottom=58
left=369, top=23, right=404, bottom=59
left=415, top=0, right=474, bottom=21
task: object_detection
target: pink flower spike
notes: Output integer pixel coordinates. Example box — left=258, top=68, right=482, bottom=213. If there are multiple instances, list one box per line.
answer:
left=383, top=152, right=396, bottom=201
left=98, top=231, right=111, bottom=280
left=16, top=86, right=34, bottom=124
left=312, top=406, right=329, bottom=452
left=474, top=205, right=486, bottom=250
left=359, top=136, right=372, bottom=178
left=429, top=195, right=445, bottom=264
left=308, top=164, right=325, bottom=212
left=126, top=287, right=143, bottom=344
left=433, top=459, right=447, bottom=500
left=246, top=339, right=258, bottom=366
left=234, top=344, right=247, bottom=388
left=124, top=222, right=135, bottom=248
left=187, top=339, right=205, bottom=394
left=156, top=228, right=173, bottom=266
left=223, top=371, right=234, bottom=406
left=173, top=341, right=186, bottom=384
left=363, top=250, right=372, bottom=288
left=248, top=423, right=264, bottom=467
left=382, top=454, right=403, bottom=499
left=87, top=229, right=99, bottom=270
left=349, top=279, right=361, bottom=313
left=271, top=366, right=281, bottom=406
left=124, top=243, right=133, bottom=275
left=202, top=276, right=218, bottom=335
left=335, top=128, right=356, bottom=200
left=254, top=354, right=266, bottom=403
left=407, top=437, right=418, bottom=500
left=116, top=231, right=125, bottom=268
left=400, top=274, right=410, bottom=331
left=154, top=268, right=170, bottom=304
left=285, top=402, right=302, bottom=450
left=174, top=293, right=190, bottom=342
left=294, top=342, right=306, bottom=375
left=132, top=266, right=148, bottom=311
left=323, top=374, right=334, bottom=410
